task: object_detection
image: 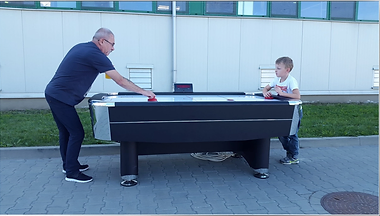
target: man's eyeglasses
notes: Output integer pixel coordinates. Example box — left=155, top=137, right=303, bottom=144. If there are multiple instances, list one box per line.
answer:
left=102, top=39, right=115, bottom=47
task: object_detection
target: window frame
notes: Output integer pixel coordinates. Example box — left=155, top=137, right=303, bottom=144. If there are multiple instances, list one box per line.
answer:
left=127, top=64, right=154, bottom=90
left=269, top=1, right=299, bottom=18
left=80, top=1, right=116, bottom=12
left=258, top=65, right=276, bottom=90
left=355, top=1, right=379, bottom=22
left=298, top=1, right=329, bottom=20
left=117, top=1, right=155, bottom=13
left=372, top=66, right=379, bottom=90
left=188, top=1, right=204, bottom=15
left=237, top=1, right=269, bottom=17
left=39, top=1, right=79, bottom=10
left=328, top=1, right=356, bottom=21
left=155, top=1, right=189, bottom=15
left=204, top=1, right=237, bottom=16
left=0, top=1, right=378, bottom=22
left=0, top=1, right=38, bottom=8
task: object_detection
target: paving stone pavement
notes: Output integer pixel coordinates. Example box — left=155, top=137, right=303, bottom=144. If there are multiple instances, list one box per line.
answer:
left=0, top=137, right=378, bottom=214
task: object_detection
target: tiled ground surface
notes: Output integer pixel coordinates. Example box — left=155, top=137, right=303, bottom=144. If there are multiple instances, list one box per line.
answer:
left=0, top=141, right=378, bottom=214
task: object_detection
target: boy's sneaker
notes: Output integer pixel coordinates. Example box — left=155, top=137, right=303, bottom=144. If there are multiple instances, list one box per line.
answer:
left=280, top=157, right=299, bottom=165
left=65, top=172, right=93, bottom=183
left=62, top=164, right=89, bottom=174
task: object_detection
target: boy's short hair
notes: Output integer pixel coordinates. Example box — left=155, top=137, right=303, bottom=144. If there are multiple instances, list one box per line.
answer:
left=276, top=57, right=293, bottom=72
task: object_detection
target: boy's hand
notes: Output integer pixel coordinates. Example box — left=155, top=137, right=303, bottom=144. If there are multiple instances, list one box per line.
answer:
left=263, top=91, right=272, bottom=97
left=274, top=86, right=282, bottom=95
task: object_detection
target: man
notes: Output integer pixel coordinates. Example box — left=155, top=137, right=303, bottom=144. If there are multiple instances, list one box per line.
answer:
left=45, top=28, right=155, bottom=183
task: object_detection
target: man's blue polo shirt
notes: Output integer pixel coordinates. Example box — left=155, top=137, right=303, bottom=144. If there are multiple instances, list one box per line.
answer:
left=45, top=42, right=115, bottom=106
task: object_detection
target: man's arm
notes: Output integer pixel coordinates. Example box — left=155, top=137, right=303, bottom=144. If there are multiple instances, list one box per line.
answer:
left=105, top=70, right=155, bottom=98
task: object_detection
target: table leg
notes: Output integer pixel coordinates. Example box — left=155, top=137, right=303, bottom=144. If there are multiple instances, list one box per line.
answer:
left=120, top=141, right=138, bottom=186
left=241, top=138, right=270, bottom=179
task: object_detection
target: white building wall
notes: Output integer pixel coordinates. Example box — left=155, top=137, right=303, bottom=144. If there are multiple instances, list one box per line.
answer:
left=0, top=9, right=26, bottom=93
left=238, top=19, right=273, bottom=91
left=268, top=19, right=303, bottom=90
left=23, top=10, right=64, bottom=93
left=300, top=21, right=331, bottom=91
left=207, top=18, right=241, bottom=92
left=176, top=16, right=209, bottom=91
left=329, top=22, right=359, bottom=91
left=99, top=13, right=173, bottom=92
left=0, top=7, right=378, bottom=99
left=355, top=23, right=379, bottom=89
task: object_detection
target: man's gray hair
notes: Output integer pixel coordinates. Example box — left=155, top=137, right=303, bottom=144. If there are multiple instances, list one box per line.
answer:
left=93, top=28, right=114, bottom=40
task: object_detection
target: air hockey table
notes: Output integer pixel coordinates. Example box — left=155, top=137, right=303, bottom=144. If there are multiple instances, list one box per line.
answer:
left=88, top=92, right=302, bottom=186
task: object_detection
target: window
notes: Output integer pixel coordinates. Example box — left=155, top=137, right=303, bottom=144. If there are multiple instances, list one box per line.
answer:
left=259, top=65, right=276, bottom=89
left=188, top=1, right=204, bottom=15
left=81, top=1, right=114, bottom=10
left=0, top=1, right=378, bottom=22
left=127, top=65, right=153, bottom=90
left=40, top=1, right=77, bottom=8
left=357, top=1, right=379, bottom=21
left=156, top=1, right=187, bottom=13
left=372, top=66, right=379, bottom=89
left=300, top=1, right=327, bottom=19
left=205, top=1, right=236, bottom=15
left=0, top=1, right=35, bottom=8
left=271, top=1, right=298, bottom=18
left=238, top=1, right=267, bottom=16
left=119, top=1, right=153, bottom=12
left=330, top=1, right=355, bottom=20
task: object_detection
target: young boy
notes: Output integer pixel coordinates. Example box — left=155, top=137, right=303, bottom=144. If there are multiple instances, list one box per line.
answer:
left=262, top=56, right=302, bottom=164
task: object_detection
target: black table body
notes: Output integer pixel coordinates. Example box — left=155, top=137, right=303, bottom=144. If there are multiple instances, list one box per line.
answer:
left=88, top=92, right=302, bottom=185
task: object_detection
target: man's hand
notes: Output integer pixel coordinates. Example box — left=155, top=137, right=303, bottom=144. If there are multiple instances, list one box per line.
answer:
left=106, top=70, right=156, bottom=98
left=141, top=90, right=156, bottom=98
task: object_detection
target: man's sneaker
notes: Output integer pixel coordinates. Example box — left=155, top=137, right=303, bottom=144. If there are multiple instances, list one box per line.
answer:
left=231, top=153, right=243, bottom=158
left=62, top=164, right=89, bottom=174
left=65, top=172, right=93, bottom=183
left=280, top=157, right=299, bottom=165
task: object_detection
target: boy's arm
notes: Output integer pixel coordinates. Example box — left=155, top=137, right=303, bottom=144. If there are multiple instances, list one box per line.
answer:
left=274, top=86, right=301, bottom=99
left=262, top=85, right=272, bottom=97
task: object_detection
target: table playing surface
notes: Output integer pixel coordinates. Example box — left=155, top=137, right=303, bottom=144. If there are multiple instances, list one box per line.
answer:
left=97, top=94, right=281, bottom=103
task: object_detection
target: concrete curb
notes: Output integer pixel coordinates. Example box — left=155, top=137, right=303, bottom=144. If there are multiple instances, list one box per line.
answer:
left=0, top=135, right=378, bottom=160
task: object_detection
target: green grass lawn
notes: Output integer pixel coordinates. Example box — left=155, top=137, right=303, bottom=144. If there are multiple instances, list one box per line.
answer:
left=0, top=109, right=111, bottom=147
left=0, top=103, right=378, bottom=147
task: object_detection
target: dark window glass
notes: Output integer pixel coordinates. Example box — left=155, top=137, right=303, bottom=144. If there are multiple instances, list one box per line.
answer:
left=300, top=1, right=327, bottom=19
left=157, top=1, right=187, bottom=12
left=0, top=1, right=35, bottom=8
left=40, top=1, right=76, bottom=8
left=81, top=1, right=114, bottom=9
left=330, top=1, right=355, bottom=20
left=206, top=1, right=236, bottom=15
left=357, top=1, right=379, bottom=21
left=271, top=1, right=298, bottom=18
left=119, top=1, right=153, bottom=12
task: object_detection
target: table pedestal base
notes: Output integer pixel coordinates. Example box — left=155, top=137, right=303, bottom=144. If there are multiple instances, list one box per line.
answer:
left=119, top=138, right=271, bottom=186
left=121, top=179, right=138, bottom=187
left=253, top=168, right=269, bottom=179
